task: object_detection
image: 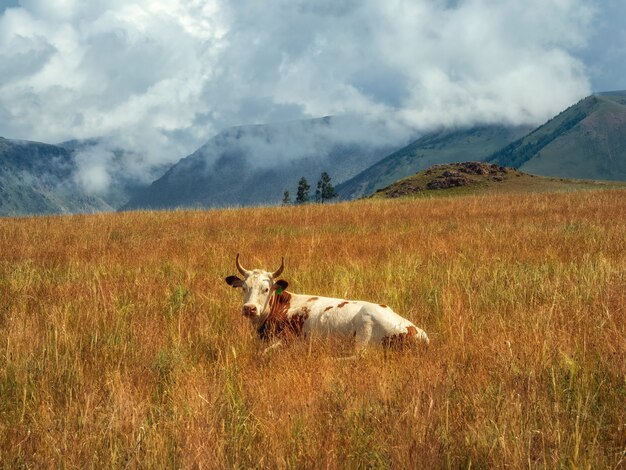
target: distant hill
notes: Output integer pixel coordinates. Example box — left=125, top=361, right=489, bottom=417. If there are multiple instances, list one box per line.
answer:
left=335, top=125, right=532, bottom=199
left=371, top=162, right=626, bottom=199
left=0, top=137, right=112, bottom=216
left=123, top=117, right=405, bottom=210
left=488, top=91, right=626, bottom=181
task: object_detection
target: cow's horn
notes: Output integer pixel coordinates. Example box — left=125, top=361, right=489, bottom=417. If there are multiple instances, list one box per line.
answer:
left=272, top=257, right=285, bottom=278
left=235, top=254, right=251, bottom=276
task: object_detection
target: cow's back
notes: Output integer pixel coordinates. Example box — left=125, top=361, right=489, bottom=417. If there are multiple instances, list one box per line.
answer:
left=299, top=296, right=363, bottom=338
left=293, top=295, right=428, bottom=345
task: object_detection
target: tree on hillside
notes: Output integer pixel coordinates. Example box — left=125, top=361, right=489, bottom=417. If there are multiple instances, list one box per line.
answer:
left=282, top=190, right=291, bottom=205
left=316, top=172, right=337, bottom=204
left=295, top=177, right=310, bottom=204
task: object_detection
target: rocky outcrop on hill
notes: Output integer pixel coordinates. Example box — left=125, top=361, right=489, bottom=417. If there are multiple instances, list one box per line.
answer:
left=380, top=162, right=517, bottom=198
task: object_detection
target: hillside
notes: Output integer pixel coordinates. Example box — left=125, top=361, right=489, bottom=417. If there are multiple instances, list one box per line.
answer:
left=372, top=161, right=626, bottom=199
left=335, top=124, right=532, bottom=199
left=488, top=91, right=626, bottom=180
left=0, top=137, right=112, bottom=216
left=123, top=116, right=405, bottom=210
left=1, top=190, right=624, bottom=467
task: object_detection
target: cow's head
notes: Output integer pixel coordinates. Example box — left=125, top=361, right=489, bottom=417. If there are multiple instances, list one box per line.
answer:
left=225, top=254, right=288, bottom=318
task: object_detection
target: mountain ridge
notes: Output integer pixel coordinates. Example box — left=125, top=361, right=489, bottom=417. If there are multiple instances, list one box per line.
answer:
left=3, top=91, right=626, bottom=216
left=335, top=124, right=533, bottom=199
left=122, top=116, right=406, bottom=210
left=488, top=91, right=626, bottom=181
left=0, top=137, right=113, bottom=216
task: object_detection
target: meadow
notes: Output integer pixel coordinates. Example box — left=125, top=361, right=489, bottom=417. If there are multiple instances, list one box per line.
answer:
left=0, top=189, right=625, bottom=468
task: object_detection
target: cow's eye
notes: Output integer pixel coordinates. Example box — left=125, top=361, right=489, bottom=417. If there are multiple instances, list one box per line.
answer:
left=263, top=288, right=269, bottom=294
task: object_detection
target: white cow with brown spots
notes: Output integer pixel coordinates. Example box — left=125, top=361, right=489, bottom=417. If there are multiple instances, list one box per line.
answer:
left=225, top=255, right=429, bottom=353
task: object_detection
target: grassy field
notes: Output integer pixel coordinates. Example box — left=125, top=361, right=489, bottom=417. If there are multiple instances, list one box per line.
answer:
left=0, top=190, right=625, bottom=468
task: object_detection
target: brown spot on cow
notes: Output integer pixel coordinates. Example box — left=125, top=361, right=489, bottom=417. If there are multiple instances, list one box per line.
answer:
left=258, top=291, right=311, bottom=340
left=258, top=290, right=291, bottom=339
left=307, top=297, right=319, bottom=302
left=286, top=308, right=310, bottom=338
left=323, top=306, right=333, bottom=312
left=337, top=301, right=349, bottom=308
left=379, top=304, right=388, bottom=309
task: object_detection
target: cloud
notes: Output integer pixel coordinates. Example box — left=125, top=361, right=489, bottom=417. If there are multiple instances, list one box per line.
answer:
left=0, top=0, right=606, bottom=192
left=577, top=0, right=626, bottom=92
left=72, top=147, right=112, bottom=194
left=188, top=114, right=414, bottom=172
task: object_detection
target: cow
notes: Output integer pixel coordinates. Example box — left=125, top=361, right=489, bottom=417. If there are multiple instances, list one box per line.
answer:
left=225, top=254, right=429, bottom=354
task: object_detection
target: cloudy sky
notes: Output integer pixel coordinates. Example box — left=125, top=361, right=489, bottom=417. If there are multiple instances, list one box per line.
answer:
left=0, top=0, right=624, bottom=185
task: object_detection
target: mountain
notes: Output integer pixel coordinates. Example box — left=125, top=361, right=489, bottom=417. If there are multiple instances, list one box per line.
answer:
left=371, top=162, right=626, bottom=199
left=5, top=91, right=625, bottom=216
left=335, top=124, right=532, bottom=199
left=488, top=91, right=626, bottom=181
left=0, top=137, right=112, bottom=216
left=122, top=116, right=406, bottom=210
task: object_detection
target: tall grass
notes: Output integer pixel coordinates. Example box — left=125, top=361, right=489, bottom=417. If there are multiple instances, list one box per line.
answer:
left=0, top=190, right=625, bottom=468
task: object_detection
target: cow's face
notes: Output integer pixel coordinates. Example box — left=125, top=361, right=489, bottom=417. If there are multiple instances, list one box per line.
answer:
left=226, top=270, right=288, bottom=318
left=225, top=255, right=286, bottom=318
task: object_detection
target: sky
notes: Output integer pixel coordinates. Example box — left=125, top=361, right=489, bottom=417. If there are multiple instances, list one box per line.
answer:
left=0, top=0, right=624, bottom=190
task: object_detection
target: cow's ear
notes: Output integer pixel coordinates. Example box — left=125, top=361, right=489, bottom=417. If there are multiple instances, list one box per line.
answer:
left=273, top=279, right=288, bottom=292
left=225, top=276, right=244, bottom=288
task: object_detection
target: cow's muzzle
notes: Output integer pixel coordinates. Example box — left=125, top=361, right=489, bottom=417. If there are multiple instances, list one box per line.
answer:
left=242, top=304, right=259, bottom=317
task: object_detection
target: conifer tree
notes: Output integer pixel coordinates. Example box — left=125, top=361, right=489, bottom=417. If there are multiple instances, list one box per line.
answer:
left=316, top=171, right=337, bottom=203
left=282, top=190, right=291, bottom=205
left=295, top=177, right=310, bottom=204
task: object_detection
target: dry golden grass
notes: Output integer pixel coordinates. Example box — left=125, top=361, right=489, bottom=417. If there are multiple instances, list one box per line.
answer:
left=0, top=190, right=625, bottom=469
